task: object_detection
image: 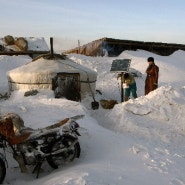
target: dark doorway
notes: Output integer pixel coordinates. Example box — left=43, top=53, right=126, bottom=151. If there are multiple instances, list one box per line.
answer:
left=52, top=73, right=81, bottom=101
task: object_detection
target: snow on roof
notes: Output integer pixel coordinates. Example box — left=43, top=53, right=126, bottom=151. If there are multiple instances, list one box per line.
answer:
left=7, top=56, right=97, bottom=84
left=26, top=37, right=49, bottom=51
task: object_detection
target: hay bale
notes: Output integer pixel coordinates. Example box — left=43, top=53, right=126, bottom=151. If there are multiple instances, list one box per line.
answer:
left=4, top=35, right=15, bottom=45
left=100, top=99, right=118, bottom=109
left=14, top=37, right=28, bottom=51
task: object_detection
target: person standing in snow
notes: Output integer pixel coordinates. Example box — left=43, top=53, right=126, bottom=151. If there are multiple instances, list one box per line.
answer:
left=145, top=57, right=159, bottom=95
left=122, top=72, right=137, bottom=101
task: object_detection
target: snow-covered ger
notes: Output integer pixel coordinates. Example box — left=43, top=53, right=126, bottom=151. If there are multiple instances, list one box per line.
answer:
left=7, top=54, right=97, bottom=99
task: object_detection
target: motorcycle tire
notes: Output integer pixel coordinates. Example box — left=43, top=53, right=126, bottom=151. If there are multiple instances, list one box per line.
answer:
left=46, top=135, right=81, bottom=169
left=0, top=157, right=6, bottom=184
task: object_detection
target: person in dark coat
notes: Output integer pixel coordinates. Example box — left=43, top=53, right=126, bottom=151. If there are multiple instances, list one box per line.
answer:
left=145, top=57, right=159, bottom=95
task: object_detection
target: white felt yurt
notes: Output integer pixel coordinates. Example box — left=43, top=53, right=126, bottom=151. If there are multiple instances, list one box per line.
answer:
left=7, top=54, right=97, bottom=101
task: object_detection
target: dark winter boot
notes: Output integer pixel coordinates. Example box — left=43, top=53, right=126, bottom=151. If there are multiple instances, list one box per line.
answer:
left=124, top=96, right=129, bottom=102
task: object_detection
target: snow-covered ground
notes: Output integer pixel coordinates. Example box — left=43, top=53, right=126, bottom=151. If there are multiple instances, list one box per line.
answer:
left=0, top=48, right=185, bottom=185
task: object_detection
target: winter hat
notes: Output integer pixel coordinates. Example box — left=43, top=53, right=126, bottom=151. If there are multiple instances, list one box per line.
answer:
left=124, top=73, right=129, bottom=79
left=147, top=57, right=154, bottom=62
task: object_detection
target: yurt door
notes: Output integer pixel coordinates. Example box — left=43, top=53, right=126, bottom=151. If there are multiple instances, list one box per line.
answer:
left=52, top=73, right=81, bottom=101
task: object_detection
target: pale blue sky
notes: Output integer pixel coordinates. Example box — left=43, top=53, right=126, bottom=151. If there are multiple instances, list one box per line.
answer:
left=1, top=0, right=185, bottom=49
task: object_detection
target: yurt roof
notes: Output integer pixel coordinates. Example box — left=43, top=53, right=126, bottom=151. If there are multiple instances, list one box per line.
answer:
left=7, top=54, right=97, bottom=83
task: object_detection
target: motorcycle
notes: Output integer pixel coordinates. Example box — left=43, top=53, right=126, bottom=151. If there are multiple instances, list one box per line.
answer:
left=0, top=113, right=84, bottom=183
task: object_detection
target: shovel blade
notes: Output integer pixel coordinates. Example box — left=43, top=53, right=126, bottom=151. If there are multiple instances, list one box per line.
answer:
left=91, top=101, right=99, bottom=110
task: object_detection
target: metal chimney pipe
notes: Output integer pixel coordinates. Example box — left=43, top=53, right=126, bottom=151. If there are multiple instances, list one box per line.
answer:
left=50, top=37, right=54, bottom=58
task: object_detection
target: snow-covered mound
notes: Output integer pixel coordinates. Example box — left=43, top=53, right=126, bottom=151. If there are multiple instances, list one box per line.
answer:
left=0, top=55, right=31, bottom=93
left=108, top=85, right=185, bottom=143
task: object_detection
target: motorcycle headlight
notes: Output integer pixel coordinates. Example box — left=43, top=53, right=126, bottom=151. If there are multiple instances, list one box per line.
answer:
left=62, top=125, right=70, bottom=133
left=70, top=122, right=80, bottom=130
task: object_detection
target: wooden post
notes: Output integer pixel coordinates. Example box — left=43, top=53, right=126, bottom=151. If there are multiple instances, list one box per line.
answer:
left=120, top=72, right=124, bottom=102
left=78, top=40, right=80, bottom=53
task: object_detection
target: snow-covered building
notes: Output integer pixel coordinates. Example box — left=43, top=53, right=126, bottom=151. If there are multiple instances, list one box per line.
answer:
left=64, top=37, right=185, bottom=57
left=7, top=54, right=97, bottom=101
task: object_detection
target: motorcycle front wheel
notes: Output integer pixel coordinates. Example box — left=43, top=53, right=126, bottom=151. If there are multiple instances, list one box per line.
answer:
left=47, top=135, right=81, bottom=169
left=0, top=157, right=6, bottom=184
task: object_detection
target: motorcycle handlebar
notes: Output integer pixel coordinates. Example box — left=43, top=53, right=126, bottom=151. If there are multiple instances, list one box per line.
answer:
left=69, top=115, right=85, bottom=121
left=45, top=115, right=84, bottom=130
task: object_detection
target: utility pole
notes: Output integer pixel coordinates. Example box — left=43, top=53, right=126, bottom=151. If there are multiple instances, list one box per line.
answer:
left=78, top=40, right=80, bottom=53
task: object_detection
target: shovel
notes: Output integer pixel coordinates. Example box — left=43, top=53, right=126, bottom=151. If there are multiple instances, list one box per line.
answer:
left=87, top=78, right=99, bottom=110
left=91, top=96, right=99, bottom=110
